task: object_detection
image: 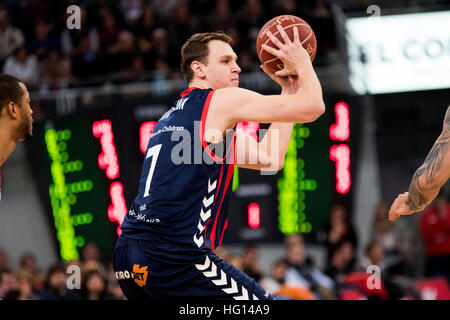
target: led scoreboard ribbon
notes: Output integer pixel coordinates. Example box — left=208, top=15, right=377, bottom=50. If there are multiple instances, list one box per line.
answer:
left=43, top=118, right=115, bottom=262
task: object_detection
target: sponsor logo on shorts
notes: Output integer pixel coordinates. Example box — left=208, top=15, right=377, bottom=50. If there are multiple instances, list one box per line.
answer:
left=133, top=264, right=149, bottom=287
left=115, top=264, right=149, bottom=287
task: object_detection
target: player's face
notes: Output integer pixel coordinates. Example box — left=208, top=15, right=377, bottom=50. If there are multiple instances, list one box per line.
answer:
left=16, top=82, right=33, bottom=141
left=204, top=40, right=241, bottom=89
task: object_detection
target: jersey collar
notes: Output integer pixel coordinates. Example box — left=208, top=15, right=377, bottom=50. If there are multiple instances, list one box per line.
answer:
left=180, top=87, right=199, bottom=98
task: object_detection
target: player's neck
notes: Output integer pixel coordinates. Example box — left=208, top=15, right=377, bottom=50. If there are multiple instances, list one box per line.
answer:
left=188, top=79, right=215, bottom=90
left=0, top=129, right=16, bottom=167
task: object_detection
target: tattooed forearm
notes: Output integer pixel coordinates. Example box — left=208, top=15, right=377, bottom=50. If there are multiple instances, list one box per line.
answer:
left=407, top=106, right=450, bottom=211
left=407, top=166, right=429, bottom=211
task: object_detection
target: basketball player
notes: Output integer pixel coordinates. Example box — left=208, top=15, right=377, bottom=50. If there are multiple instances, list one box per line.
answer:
left=0, top=74, right=33, bottom=201
left=113, top=26, right=324, bottom=300
left=389, top=106, right=450, bottom=221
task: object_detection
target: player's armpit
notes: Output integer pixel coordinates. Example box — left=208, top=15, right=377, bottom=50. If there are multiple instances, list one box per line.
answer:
left=211, top=87, right=324, bottom=125
left=233, top=131, right=282, bottom=171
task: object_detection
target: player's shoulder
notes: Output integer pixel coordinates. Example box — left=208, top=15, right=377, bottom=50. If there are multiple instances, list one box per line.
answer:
left=212, top=87, right=261, bottom=104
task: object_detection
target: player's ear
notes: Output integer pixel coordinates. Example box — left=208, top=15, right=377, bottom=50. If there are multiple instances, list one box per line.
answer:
left=6, top=101, right=18, bottom=120
left=191, top=60, right=206, bottom=79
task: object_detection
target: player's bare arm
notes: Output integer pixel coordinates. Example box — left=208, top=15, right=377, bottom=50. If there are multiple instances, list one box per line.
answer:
left=389, top=105, right=450, bottom=221
left=219, top=26, right=324, bottom=170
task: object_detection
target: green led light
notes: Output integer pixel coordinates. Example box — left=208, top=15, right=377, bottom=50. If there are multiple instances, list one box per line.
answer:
left=72, top=213, right=94, bottom=226
left=278, top=127, right=299, bottom=234
left=232, top=166, right=239, bottom=192
left=57, top=129, right=72, bottom=141
left=45, top=128, right=78, bottom=262
left=63, top=160, right=84, bottom=173
left=75, top=236, right=85, bottom=247
left=278, top=124, right=318, bottom=235
left=58, top=141, right=67, bottom=152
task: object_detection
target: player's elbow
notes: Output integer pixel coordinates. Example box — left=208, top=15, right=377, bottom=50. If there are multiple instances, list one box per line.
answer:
left=312, top=100, right=326, bottom=120
left=295, top=99, right=325, bottom=123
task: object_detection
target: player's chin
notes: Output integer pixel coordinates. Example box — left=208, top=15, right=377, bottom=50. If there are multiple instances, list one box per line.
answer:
left=231, top=79, right=239, bottom=87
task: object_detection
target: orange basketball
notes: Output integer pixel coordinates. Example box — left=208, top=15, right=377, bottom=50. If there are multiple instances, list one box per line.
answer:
left=256, top=15, right=317, bottom=73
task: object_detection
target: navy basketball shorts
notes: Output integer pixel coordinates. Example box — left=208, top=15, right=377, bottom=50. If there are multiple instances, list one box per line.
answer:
left=112, top=237, right=273, bottom=300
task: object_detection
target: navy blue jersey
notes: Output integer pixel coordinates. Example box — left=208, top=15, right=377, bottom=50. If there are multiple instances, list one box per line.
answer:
left=121, top=88, right=235, bottom=250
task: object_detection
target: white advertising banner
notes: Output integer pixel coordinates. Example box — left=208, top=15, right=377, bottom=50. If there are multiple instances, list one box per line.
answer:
left=346, top=11, right=450, bottom=94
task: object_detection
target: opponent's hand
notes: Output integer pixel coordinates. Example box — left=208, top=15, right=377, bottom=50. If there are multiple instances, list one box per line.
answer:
left=389, top=192, right=416, bottom=221
left=260, top=64, right=299, bottom=94
left=261, top=25, right=311, bottom=78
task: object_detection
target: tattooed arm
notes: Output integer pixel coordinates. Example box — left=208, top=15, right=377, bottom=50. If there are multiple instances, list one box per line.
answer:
left=389, top=106, right=450, bottom=221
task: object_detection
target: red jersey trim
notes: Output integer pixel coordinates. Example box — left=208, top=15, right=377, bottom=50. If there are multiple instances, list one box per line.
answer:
left=180, top=87, right=198, bottom=98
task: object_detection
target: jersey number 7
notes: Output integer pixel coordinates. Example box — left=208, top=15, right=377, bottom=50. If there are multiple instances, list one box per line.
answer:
left=143, top=144, right=162, bottom=198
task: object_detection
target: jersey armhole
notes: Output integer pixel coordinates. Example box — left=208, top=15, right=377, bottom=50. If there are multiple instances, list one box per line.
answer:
left=199, top=89, right=235, bottom=163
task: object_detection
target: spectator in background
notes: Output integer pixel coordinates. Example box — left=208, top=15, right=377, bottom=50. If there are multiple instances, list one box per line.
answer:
left=324, top=240, right=355, bottom=283
left=40, top=49, right=72, bottom=90
left=260, top=258, right=316, bottom=300
left=323, top=203, right=358, bottom=265
left=372, top=201, right=409, bottom=276
left=360, top=240, right=385, bottom=271
left=133, top=4, right=160, bottom=56
left=227, top=254, right=244, bottom=271
left=14, top=269, right=37, bottom=300
left=151, top=0, right=180, bottom=19
left=283, top=234, right=335, bottom=299
left=0, top=9, right=25, bottom=69
left=0, top=248, right=10, bottom=272
left=2, top=46, right=39, bottom=89
left=213, top=245, right=229, bottom=261
left=0, top=270, right=18, bottom=299
left=120, top=0, right=143, bottom=27
left=60, top=6, right=100, bottom=57
left=98, top=8, right=123, bottom=53
left=18, top=252, right=39, bottom=275
left=31, top=268, right=46, bottom=296
left=71, top=35, right=102, bottom=78
left=27, top=19, right=57, bottom=61
left=105, top=30, right=138, bottom=74
left=81, top=242, right=101, bottom=263
left=359, top=240, right=408, bottom=299
left=419, top=191, right=450, bottom=282
left=80, top=270, right=115, bottom=300
left=168, top=2, right=197, bottom=52
left=106, top=263, right=126, bottom=300
left=207, top=0, right=236, bottom=33
left=38, top=264, right=80, bottom=300
left=241, top=245, right=264, bottom=283
left=275, top=0, right=305, bottom=17
left=149, top=28, right=178, bottom=70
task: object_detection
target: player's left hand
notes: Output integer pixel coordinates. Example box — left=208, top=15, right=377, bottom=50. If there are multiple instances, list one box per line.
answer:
left=260, top=64, right=299, bottom=94
left=389, top=192, right=415, bottom=221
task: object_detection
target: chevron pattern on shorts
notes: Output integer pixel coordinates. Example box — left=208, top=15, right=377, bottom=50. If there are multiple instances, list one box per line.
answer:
left=193, top=178, right=216, bottom=248
left=195, top=256, right=257, bottom=300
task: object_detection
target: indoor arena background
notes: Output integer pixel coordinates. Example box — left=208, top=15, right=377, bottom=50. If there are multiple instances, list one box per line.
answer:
left=1, top=0, right=450, bottom=300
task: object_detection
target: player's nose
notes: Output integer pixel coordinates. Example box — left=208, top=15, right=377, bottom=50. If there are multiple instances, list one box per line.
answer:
left=232, top=61, right=241, bottom=74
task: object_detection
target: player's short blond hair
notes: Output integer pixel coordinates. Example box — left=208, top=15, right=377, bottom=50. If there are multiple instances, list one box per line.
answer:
left=180, top=32, right=233, bottom=84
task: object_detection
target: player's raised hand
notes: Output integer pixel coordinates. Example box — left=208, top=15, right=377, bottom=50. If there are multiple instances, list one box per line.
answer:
left=261, top=25, right=311, bottom=77
left=260, top=64, right=299, bottom=94
left=389, top=192, right=415, bottom=221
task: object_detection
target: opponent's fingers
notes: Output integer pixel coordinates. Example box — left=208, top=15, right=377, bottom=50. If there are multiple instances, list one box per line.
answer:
left=267, top=31, right=284, bottom=50
left=276, top=24, right=291, bottom=45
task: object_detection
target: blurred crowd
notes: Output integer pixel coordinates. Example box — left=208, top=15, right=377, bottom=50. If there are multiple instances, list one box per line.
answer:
left=0, top=0, right=341, bottom=91
left=1, top=193, right=450, bottom=300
